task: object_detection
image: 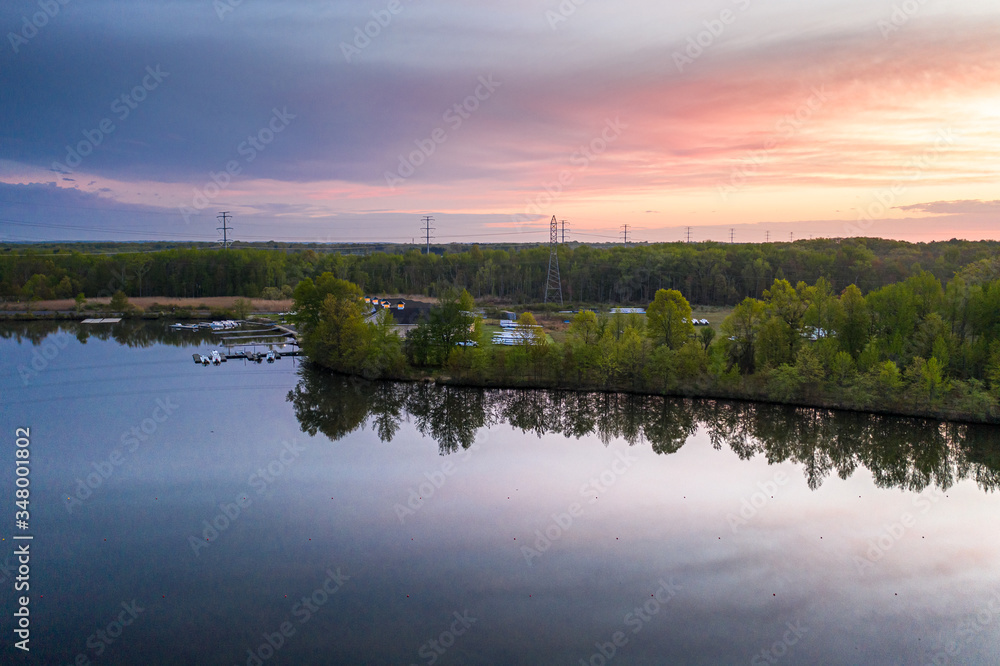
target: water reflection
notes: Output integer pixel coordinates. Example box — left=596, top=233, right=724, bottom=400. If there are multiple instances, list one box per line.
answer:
left=289, top=365, right=1000, bottom=494
left=0, top=319, right=281, bottom=348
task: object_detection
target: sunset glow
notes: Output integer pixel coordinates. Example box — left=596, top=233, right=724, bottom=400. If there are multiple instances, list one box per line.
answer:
left=2, top=1, right=999, bottom=243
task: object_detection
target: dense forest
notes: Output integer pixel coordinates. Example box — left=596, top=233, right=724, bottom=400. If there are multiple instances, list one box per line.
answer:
left=3, top=237, right=999, bottom=306
left=292, top=262, right=1000, bottom=423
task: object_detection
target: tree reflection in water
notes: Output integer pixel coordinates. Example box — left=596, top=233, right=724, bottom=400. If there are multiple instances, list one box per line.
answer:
left=288, top=365, right=1000, bottom=494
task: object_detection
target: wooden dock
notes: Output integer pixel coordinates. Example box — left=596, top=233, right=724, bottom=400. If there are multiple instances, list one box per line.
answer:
left=273, top=323, right=299, bottom=340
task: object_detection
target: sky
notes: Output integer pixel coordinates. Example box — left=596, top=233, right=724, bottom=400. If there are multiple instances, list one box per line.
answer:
left=1, top=0, right=999, bottom=245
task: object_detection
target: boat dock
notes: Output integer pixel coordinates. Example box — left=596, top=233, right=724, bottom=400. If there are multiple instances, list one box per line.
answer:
left=181, top=319, right=303, bottom=366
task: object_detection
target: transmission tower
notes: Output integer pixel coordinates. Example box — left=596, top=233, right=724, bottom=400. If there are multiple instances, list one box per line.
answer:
left=685, top=226, right=692, bottom=243
left=765, top=230, right=770, bottom=243
left=730, top=228, right=735, bottom=244
left=621, top=224, right=629, bottom=247
left=544, top=215, right=563, bottom=305
left=421, top=215, right=435, bottom=255
left=561, top=219, right=569, bottom=244
left=217, top=212, right=233, bottom=249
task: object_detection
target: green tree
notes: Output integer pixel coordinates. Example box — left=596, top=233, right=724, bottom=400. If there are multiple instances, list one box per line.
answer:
left=616, top=326, right=647, bottom=387
left=515, top=312, right=544, bottom=346
left=646, top=289, right=695, bottom=349
left=721, top=297, right=766, bottom=374
left=406, top=289, right=477, bottom=366
left=875, top=360, right=903, bottom=393
left=985, top=341, right=1000, bottom=392
left=22, top=273, right=53, bottom=301
left=55, top=276, right=74, bottom=299
left=762, top=278, right=807, bottom=358
left=233, top=297, right=252, bottom=320
left=698, top=326, right=715, bottom=351
left=905, top=356, right=947, bottom=403
left=675, top=341, right=708, bottom=381
left=756, top=315, right=793, bottom=368
left=830, top=351, right=856, bottom=385
left=109, top=290, right=131, bottom=314
left=794, top=345, right=824, bottom=386
left=837, top=284, right=870, bottom=357
left=804, top=277, right=839, bottom=335
left=309, top=291, right=369, bottom=373
left=568, top=310, right=600, bottom=346
left=292, top=274, right=362, bottom=330
left=362, top=309, right=405, bottom=378
left=767, top=364, right=802, bottom=402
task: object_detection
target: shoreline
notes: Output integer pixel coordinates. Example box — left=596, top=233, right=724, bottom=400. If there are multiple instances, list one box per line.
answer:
left=306, top=361, right=1000, bottom=427
left=6, top=312, right=999, bottom=425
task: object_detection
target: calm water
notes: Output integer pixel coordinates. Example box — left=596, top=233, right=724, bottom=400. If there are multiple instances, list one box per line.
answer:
left=2, top=321, right=1000, bottom=665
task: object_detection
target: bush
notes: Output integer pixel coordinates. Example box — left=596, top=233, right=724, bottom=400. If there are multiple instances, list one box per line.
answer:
left=233, top=297, right=252, bottom=320
left=767, top=364, right=802, bottom=402
left=109, top=290, right=131, bottom=313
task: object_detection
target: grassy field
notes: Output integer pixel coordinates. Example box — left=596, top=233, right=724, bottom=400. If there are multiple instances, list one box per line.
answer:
left=689, top=304, right=734, bottom=329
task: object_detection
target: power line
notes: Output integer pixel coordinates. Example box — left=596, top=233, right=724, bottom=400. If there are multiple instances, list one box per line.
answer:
left=217, top=211, right=233, bottom=249
left=421, top=215, right=435, bottom=255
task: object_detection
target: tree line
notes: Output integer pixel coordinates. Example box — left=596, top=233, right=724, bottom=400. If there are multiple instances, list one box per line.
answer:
left=4, top=237, right=999, bottom=306
left=294, top=264, right=1000, bottom=423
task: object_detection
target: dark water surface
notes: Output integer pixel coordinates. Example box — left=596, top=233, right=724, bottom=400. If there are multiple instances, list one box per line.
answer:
left=2, top=321, right=1000, bottom=665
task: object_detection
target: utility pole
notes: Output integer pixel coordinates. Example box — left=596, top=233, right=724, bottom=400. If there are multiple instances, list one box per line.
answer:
left=217, top=212, right=233, bottom=249
left=544, top=215, right=563, bottom=305
left=561, top=219, right=569, bottom=244
left=421, top=215, right=435, bottom=255
left=621, top=224, right=629, bottom=248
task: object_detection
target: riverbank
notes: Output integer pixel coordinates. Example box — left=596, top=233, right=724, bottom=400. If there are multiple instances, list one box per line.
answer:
left=427, top=372, right=999, bottom=426
left=298, top=357, right=1000, bottom=427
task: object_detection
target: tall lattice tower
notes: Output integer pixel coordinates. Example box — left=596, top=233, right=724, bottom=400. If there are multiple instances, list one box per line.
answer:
left=544, top=215, right=563, bottom=305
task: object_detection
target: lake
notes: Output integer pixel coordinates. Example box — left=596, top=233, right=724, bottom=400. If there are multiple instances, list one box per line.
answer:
left=2, top=320, right=1000, bottom=664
